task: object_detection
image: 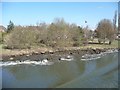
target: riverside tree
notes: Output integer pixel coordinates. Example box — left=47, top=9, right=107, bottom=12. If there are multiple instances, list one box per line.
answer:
left=47, top=18, right=71, bottom=47
left=96, top=19, right=115, bottom=44
left=69, top=23, right=83, bottom=46
left=47, top=18, right=83, bottom=47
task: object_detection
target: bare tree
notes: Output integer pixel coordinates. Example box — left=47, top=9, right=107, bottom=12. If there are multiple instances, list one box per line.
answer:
left=96, top=19, right=115, bottom=44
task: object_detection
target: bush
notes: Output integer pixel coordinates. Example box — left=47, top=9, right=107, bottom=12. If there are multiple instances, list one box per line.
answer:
left=4, top=26, right=39, bottom=49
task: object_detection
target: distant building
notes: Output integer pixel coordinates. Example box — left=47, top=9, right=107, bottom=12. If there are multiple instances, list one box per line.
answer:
left=0, top=25, right=6, bottom=32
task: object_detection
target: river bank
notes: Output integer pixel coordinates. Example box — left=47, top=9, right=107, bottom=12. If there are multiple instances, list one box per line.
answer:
left=1, top=39, right=119, bottom=61
left=1, top=46, right=119, bottom=61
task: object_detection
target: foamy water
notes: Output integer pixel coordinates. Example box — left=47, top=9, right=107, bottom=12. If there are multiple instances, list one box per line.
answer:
left=0, top=60, right=54, bottom=67
left=59, top=55, right=74, bottom=61
left=81, top=49, right=118, bottom=61
left=0, top=56, right=74, bottom=67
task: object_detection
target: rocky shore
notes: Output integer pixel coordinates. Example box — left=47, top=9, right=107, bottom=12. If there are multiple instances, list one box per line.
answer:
left=1, top=47, right=119, bottom=62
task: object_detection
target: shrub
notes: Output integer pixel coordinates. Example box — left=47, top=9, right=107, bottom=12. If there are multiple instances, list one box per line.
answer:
left=4, top=26, right=39, bottom=49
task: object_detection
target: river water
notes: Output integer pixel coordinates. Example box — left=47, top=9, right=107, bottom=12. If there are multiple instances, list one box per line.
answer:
left=0, top=50, right=119, bottom=88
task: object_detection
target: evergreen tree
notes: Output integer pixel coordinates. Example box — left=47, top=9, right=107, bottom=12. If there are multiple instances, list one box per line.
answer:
left=7, top=20, right=14, bottom=33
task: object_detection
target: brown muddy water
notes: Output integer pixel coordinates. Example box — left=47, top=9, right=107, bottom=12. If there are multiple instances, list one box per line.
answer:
left=0, top=50, right=119, bottom=88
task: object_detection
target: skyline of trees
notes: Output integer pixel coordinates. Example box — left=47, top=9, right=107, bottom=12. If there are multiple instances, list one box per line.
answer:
left=0, top=15, right=118, bottom=49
